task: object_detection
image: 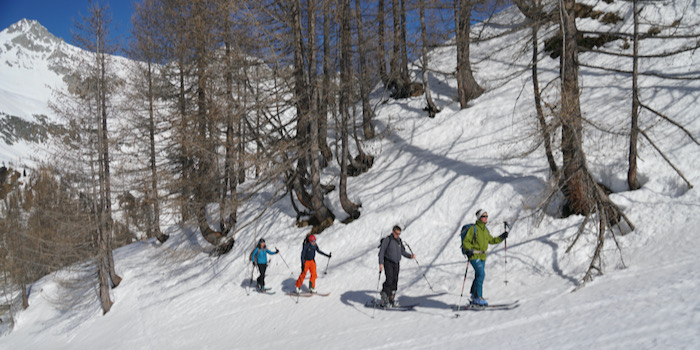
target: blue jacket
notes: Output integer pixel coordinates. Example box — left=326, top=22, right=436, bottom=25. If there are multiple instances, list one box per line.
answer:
left=252, top=247, right=277, bottom=265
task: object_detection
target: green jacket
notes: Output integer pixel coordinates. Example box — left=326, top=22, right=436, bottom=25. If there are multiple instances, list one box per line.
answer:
left=462, top=220, right=503, bottom=261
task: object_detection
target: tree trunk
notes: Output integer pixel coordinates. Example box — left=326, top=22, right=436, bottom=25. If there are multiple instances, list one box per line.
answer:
left=560, top=0, right=594, bottom=215
left=308, top=0, right=335, bottom=229
left=339, top=0, right=361, bottom=219
left=455, top=0, right=484, bottom=108
left=515, top=0, right=559, bottom=175
left=146, top=61, right=168, bottom=243
left=96, top=12, right=120, bottom=289
left=21, top=283, right=28, bottom=309
left=399, top=0, right=409, bottom=85
left=377, top=0, right=389, bottom=86
left=319, top=0, right=333, bottom=166
left=532, top=21, right=558, bottom=175
left=223, top=5, right=238, bottom=235
left=178, top=61, right=191, bottom=223
left=419, top=0, right=439, bottom=118
left=237, top=102, right=246, bottom=185
left=627, top=0, right=642, bottom=190
left=355, top=0, right=375, bottom=138
left=98, top=244, right=112, bottom=314
left=389, top=0, right=409, bottom=97
left=291, top=0, right=311, bottom=198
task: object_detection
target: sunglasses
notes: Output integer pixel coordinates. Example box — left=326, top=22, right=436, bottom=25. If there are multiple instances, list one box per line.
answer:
left=480, top=215, right=488, bottom=218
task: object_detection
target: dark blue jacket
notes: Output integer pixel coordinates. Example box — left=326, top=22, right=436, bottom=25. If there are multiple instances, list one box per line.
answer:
left=300, top=242, right=329, bottom=262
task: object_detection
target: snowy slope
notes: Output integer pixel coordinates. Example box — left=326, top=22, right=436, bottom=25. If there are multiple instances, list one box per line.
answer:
left=2, top=1, right=700, bottom=349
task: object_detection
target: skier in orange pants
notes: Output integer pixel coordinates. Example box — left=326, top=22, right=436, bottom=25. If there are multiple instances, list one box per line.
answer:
left=295, top=234, right=331, bottom=293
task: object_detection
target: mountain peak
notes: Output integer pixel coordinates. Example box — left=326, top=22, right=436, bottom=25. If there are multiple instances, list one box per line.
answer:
left=3, top=18, right=63, bottom=50
left=6, top=19, right=53, bottom=38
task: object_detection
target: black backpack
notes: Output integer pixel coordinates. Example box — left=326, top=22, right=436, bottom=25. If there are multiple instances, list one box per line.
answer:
left=459, top=224, right=475, bottom=256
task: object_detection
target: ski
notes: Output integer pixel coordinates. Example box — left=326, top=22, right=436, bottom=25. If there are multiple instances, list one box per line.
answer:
left=256, top=287, right=276, bottom=295
left=285, top=291, right=331, bottom=297
left=365, top=299, right=417, bottom=311
left=453, top=300, right=519, bottom=312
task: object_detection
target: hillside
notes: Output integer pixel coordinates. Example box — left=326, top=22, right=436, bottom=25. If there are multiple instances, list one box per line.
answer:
left=1, top=1, right=700, bottom=349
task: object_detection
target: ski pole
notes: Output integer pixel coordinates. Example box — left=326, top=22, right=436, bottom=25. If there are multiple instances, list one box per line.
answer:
left=455, top=261, right=470, bottom=316
left=372, top=270, right=382, bottom=319
left=503, top=221, right=510, bottom=286
left=324, top=254, right=331, bottom=275
left=276, top=247, right=294, bottom=275
left=504, top=240, right=508, bottom=286
left=248, top=262, right=256, bottom=295
left=403, top=241, right=435, bottom=292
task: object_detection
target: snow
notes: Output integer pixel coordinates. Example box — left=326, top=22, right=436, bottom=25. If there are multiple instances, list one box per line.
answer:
left=2, top=1, right=700, bottom=349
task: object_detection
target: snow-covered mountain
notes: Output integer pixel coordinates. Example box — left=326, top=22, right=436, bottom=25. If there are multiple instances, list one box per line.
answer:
left=0, top=18, right=133, bottom=166
left=0, top=19, right=75, bottom=165
left=1, top=1, right=699, bottom=349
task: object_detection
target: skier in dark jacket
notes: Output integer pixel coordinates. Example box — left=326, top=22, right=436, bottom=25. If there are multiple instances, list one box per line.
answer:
left=295, top=234, right=331, bottom=293
left=378, top=225, right=415, bottom=306
left=251, top=238, right=278, bottom=292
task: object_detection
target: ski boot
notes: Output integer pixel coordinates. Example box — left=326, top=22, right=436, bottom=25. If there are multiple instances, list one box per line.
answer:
left=379, top=291, right=389, bottom=307
left=470, top=297, right=488, bottom=306
left=389, top=292, right=398, bottom=307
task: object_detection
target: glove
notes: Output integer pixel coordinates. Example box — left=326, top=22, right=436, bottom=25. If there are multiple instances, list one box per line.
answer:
left=275, top=248, right=280, bottom=253
left=466, top=249, right=474, bottom=259
left=328, top=252, right=332, bottom=258
left=500, top=232, right=509, bottom=240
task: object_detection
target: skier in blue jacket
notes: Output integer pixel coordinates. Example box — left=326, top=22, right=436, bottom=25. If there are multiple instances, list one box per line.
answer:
left=251, top=238, right=278, bottom=292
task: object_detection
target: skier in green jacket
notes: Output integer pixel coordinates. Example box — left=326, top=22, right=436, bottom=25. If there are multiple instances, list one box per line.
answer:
left=462, top=209, right=508, bottom=306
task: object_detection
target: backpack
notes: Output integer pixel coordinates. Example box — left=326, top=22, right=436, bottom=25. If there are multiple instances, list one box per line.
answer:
left=377, top=235, right=388, bottom=249
left=377, top=235, right=405, bottom=257
left=249, top=246, right=260, bottom=263
left=459, top=224, right=475, bottom=256
left=376, top=235, right=388, bottom=257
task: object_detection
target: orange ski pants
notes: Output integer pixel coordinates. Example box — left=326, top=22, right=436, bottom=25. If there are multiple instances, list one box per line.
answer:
left=295, top=260, right=317, bottom=289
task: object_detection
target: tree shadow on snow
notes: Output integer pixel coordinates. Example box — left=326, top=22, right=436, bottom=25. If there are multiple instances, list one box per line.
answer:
left=371, top=119, right=545, bottom=294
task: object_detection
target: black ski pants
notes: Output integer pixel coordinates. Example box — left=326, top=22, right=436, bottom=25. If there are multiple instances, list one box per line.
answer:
left=382, top=260, right=400, bottom=297
left=256, top=263, right=268, bottom=287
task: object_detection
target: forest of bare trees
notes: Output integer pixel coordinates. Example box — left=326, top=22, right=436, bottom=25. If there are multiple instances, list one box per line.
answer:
left=1, top=0, right=699, bottom=320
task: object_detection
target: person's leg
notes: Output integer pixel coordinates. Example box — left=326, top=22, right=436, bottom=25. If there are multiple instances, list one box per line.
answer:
left=295, top=261, right=311, bottom=288
left=385, top=261, right=399, bottom=302
left=309, top=260, right=318, bottom=289
left=381, top=261, right=394, bottom=296
left=257, top=264, right=267, bottom=288
left=470, top=259, right=485, bottom=299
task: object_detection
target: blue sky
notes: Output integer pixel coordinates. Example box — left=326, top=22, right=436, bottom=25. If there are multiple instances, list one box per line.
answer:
left=0, top=0, right=133, bottom=45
